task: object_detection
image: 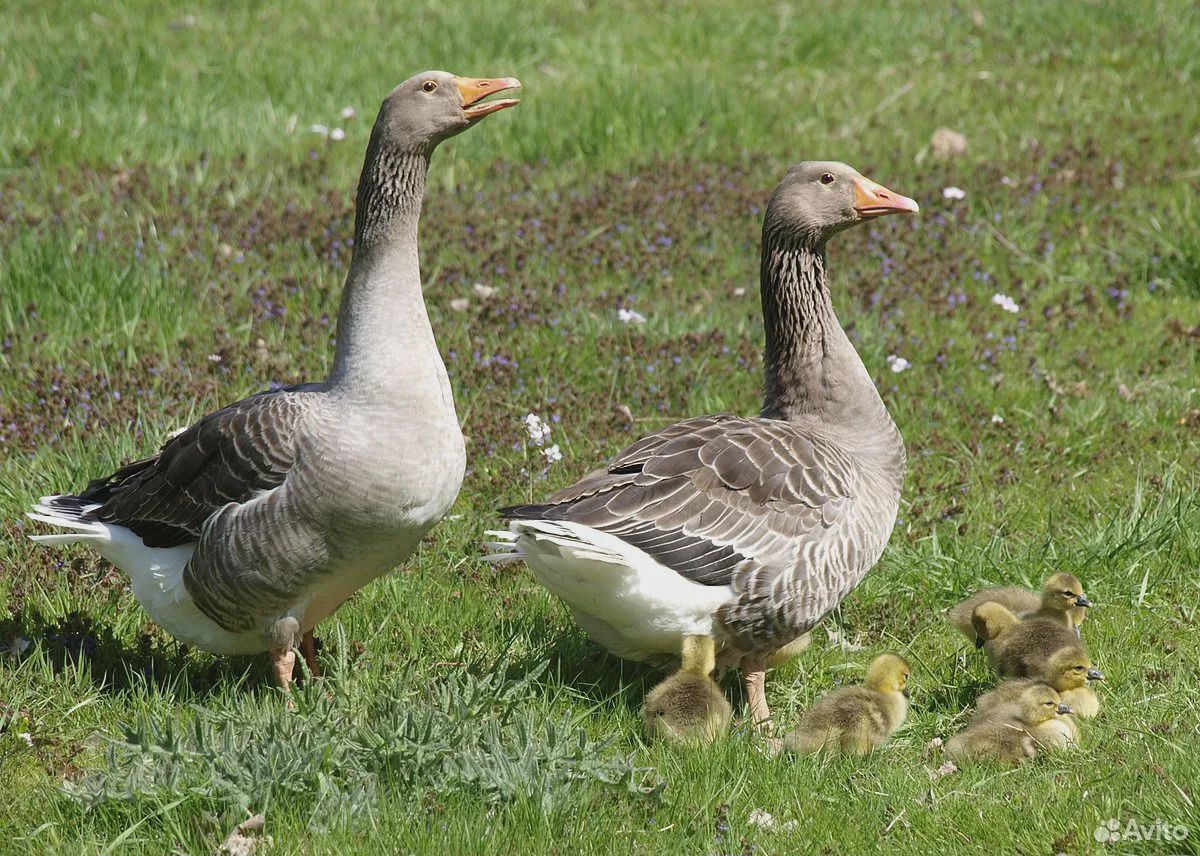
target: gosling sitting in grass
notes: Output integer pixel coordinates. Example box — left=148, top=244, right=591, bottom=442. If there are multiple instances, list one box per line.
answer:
left=972, top=601, right=1092, bottom=680
left=780, top=654, right=910, bottom=755
left=950, top=572, right=1092, bottom=644
left=975, top=647, right=1105, bottom=719
left=945, top=684, right=1075, bottom=764
left=642, top=635, right=732, bottom=744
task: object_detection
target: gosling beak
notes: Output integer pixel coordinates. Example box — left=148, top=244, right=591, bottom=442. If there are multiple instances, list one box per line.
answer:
left=1056, top=703, right=1073, bottom=715
left=453, top=76, right=522, bottom=121
left=974, top=636, right=985, bottom=650
left=853, top=176, right=920, bottom=218
left=902, top=687, right=911, bottom=699
left=1086, top=667, right=1106, bottom=682
left=1075, top=595, right=1093, bottom=608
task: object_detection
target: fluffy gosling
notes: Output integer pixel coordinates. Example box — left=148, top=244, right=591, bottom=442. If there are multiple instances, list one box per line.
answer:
left=972, top=602, right=1091, bottom=680
left=945, top=684, right=1075, bottom=764
left=781, top=653, right=911, bottom=755
left=643, top=635, right=732, bottom=744
left=976, top=647, right=1105, bottom=719
left=949, top=572, right=1092, bottom=644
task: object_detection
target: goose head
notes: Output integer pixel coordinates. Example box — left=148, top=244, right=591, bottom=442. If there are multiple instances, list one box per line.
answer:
left=1042, top=647, right=1104, bottom=691
left=1041, top=572, right=1092, bottom=613
left=865, top=653, right=912, bottom=698
left=374, top=70, right=521, bottom=151
left=1018, top=684, right=1072, bottom=725
left=766, top=161, right=918, bottom=245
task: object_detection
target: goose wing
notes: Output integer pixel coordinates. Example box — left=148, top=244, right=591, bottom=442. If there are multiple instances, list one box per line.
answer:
left=66, top=384, right=319, bottom=547
left=500, top=413, right=860, bottom=598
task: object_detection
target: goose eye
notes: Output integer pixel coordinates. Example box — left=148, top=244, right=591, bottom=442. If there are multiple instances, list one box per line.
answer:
left=422, top=80, right=438, bottom=92
left=819, top=173, right=835, bottom=185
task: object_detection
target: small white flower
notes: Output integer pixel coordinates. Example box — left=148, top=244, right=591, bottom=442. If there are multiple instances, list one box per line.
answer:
left=329, top=127, right=346, bottom=142
left=207, top=353, right=222, bottom=363
left=472, top=283, right=496, bottom=300
left=991, top=293, right=1020, bottom=314
left=340, top=106, right=356, bottom=120
left=733, top=287, right=747, bottom=297
left=18, top=732, right=33, bottom=748
left=449, top=298, right=470, bottom=312
left=886, top=354, right=911, bottom=373
left=521, top=413, right=551, bottom=446
left=942, top=186, right=967, bottom=200
left=617, top=307, right=646, bottom=325
left=542, top=444, right=562, bottom=463
left=991, top=414, right=1005, bottom=424
left=309, top=123, right=330, bottom=137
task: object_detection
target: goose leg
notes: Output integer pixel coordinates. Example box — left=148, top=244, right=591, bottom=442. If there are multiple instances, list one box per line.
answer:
left=743, top=659, right=772, bottom=728
left=270, top=646, right=297, bottom=690
left=300, top=630, right=322, bottom=678
left=270, top=616, right=301, bottom=691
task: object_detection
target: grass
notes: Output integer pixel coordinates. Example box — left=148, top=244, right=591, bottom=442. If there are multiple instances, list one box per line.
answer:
left=2, top=0, right=1199, bottom=853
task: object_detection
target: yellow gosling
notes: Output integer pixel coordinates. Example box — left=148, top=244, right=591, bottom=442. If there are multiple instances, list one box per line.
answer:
left=781, top=654, right=911, bottom=755
left=945, top=684, right=1075, bottom=764
left=949, top=572, right=1092, bottom=644
left=643, top=635, right=732, bottom=744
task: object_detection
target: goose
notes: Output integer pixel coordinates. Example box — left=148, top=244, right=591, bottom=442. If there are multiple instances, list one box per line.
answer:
left=488, top=162, right=917, bottom=726
left=972, top=602, right=1092, bottom=680
left=975, top=647, right=1104, bottom=719
left=26, top=71, right=521, bottom=689
left=945, top=684, right=1075, bottom=764
left=642, top=634, right=733, bottom=744
left=780, top=653, right=911, bottom=755
left=949, top=572, right=1091, bottom=644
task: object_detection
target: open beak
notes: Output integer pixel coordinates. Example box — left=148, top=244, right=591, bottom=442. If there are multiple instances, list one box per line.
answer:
left=853, top=176, right=919, bottom=218
left=1075, top=595, right=1093, bottom=608
left=1056, top=703, right=1073, bottom=715
left=1087, top=667, right=1105, bottom=682
left=453, top=76, right=521, bottom=121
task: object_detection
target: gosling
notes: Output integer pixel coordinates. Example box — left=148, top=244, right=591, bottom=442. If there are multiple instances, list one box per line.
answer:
left=643, top=635, right=732, bottom=744
left=976, top=647, right=1105, bottom=719
left=781, top=654, right=911, bottom=755
left=949, top=572, right=1092, bottom=644
left=972, top=602, right=1092, bottom=680
left=945, top=684, right=1074, bottom=764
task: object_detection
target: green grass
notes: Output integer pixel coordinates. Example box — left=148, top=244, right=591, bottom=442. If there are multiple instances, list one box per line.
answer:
left=2, top=0, right=1200, bottom=853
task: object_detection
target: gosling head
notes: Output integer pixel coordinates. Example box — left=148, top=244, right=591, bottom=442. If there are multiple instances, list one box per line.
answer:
left=1017, top=684, right=1073, bottom=725
left=765, top=162, right=918, bottom=247
left=1042, top=647, right=1106, bottom=691
left=371, top=71, right=521, bottom=154
left=1041, top=572, right=1092, bottom=613
left=865, top=653, right=912, bottom=699
left=971, top=601, right=1019, bottom=646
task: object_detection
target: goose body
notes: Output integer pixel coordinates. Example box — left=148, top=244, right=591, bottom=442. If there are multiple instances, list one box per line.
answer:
left=29, top=72, right=521, bottom=684
left=490, top=162, right=918, bottom=723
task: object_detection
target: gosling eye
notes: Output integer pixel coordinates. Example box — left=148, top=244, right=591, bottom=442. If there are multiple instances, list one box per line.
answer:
left=819, top=173, right=835, bottom=185
left=1062, top=590, right=1075, bottom=597
left=1074, top=665, right=1086, bottom=672
left=422, top=80, right=438, bottom=92
left=1044, top=700, right=1056, bottom=707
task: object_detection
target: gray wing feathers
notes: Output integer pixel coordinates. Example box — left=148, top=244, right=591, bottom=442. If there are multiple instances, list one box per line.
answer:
left=504, top=414, right=882, bottom=646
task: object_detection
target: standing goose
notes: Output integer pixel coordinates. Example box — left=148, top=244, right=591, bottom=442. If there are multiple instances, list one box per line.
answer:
left=489, top=162, right=917, bottom=726
left=27, top=71, right=521, bottom=689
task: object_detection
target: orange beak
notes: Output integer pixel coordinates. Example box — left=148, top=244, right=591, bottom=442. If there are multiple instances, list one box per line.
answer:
left=853, top=176, right=919, bottom=218
left=453, top=76, right=522, bottom=121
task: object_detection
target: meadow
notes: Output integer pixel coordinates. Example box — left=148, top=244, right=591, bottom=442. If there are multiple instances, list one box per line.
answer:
left=2, top=0, right=1199, bottom=853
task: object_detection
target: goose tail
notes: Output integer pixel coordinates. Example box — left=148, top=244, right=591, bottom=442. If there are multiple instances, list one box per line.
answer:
left=27, top=495, right=107, bottom=545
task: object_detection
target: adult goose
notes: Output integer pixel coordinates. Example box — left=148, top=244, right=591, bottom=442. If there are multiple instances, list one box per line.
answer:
left=28, top=71, right=520, bottom=689
left=490, top=162, right=917, bottom=726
